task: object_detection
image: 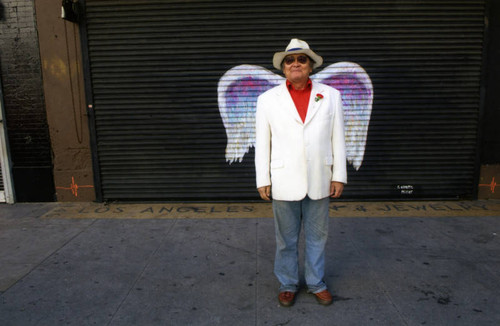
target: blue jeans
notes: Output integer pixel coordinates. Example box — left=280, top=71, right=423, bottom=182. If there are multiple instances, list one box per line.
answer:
left=272, top=196, right=330, bottom=294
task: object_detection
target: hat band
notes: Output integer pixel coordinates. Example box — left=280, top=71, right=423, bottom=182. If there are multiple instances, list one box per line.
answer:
left=287, top=47, right=304, bottom=52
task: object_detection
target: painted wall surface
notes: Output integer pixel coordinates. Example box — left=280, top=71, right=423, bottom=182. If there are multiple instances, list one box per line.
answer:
left=34, top=0, right=94, bottom=201
left=477, top=1, right=500, bottom=199
left=0, top=0, right=55, bottom=201
left=478, top=165, right=499, bottom=199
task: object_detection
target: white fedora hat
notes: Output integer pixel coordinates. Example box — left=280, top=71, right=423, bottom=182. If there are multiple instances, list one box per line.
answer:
left=273, top=38, right=323, bottom=70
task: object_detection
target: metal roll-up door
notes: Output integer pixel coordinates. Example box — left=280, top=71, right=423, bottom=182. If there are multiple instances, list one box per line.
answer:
left=83, top=0, right=485, bottom=201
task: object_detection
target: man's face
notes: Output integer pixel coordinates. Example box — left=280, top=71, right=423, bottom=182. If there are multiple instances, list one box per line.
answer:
left=282, top=54, right=313, bottom=84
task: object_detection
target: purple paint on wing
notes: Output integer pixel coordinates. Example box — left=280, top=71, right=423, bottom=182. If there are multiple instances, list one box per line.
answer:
left=322, top=73, right=372, bottom=100
left=226, top=77, right=274, bottom=116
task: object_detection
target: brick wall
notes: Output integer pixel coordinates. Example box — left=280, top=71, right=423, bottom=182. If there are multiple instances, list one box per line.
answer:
left=0, top=0, right=54, bottom=201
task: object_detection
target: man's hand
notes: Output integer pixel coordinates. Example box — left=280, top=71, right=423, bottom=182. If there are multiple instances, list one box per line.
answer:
left=330, top=181, right=344, bottom=198
left=258, top=186, right=271, bottom=201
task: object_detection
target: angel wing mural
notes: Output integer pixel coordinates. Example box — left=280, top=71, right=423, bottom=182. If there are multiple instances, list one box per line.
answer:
left=217, top=62, right=373, bottom=170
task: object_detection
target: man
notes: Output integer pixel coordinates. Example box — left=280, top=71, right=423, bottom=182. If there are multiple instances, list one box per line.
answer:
left=255, top=39, right=347, bottom=307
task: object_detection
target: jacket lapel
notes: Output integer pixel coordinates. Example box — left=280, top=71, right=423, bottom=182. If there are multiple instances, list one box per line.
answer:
left=276, top=83, right=303, bottom=124
left=304, top=82, right=324, bottom=126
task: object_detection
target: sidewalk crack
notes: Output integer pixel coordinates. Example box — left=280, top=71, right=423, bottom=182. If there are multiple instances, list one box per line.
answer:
left=106, top=219, right=178, bottom=325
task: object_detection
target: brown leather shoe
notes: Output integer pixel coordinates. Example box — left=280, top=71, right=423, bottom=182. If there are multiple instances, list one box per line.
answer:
left=278, top=291, right=296, bottom=307
left=314, top=289, right=333, bottom=305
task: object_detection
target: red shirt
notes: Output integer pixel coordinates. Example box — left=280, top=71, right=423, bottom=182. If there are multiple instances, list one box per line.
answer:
left=286, top=79, right=312, bottom=123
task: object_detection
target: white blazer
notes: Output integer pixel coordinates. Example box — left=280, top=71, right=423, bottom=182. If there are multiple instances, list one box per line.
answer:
left=255, top=81, right=347, bottom=201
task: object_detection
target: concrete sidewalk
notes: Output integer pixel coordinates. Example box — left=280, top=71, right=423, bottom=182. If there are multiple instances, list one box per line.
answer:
left=0, top=202, right=499, bottom=326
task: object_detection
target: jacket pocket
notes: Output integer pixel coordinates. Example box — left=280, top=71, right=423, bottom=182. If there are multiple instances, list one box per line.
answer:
left=271, top=159, right=284, bottom=169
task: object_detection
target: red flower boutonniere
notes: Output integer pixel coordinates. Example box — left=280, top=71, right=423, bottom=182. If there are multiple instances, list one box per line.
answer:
left=314, top=93, right=324, bottom=102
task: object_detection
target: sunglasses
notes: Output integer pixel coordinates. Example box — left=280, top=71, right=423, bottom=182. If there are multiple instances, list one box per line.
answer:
left=283, top=55, right=309, bottom=65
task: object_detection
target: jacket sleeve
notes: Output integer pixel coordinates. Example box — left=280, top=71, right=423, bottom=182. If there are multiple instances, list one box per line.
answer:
left=255, top=95, right=271, bottom=188
left=331, top=90, right=347, bottom=184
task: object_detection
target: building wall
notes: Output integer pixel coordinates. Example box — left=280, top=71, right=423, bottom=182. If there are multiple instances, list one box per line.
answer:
left=0, top=0, right=498, bottom=202
left=478, top=0, right=500, bottom=199
left=0, top=0, right=54, bottom=201
left=0, top=0, right=94, bottom=202
left=34, top=0, right=95, bottom=201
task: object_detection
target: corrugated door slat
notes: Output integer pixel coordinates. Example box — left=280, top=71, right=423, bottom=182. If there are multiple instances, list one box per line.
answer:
left=84, top=0, right=485, bottom=201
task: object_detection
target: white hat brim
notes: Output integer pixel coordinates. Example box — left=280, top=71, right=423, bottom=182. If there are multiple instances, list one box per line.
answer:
left=273, top=49, right=323, bottom=70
